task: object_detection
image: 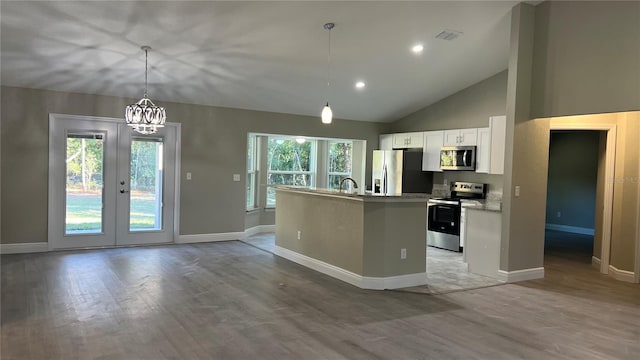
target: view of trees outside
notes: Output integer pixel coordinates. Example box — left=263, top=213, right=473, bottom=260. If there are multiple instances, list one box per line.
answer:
left=129, top=139, right=163, bottom=231
left=266, top=138, right=314, bottom=206
left=65, top=135, right=162, bottom=233
left=65, top=135, right=104, bottom=233
left=328, top=141, right=353, bottom=190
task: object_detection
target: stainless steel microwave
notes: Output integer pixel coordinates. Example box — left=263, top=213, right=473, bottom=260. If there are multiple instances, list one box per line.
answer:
left=440, top=146, right=476, bottom=171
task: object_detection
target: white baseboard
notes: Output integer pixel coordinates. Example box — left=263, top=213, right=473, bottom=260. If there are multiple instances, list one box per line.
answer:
left=545, top=223, right=594, bottom=236
left=497, top=267, right=545, bottom=283
left=244, top=225, right=276, bottom=238
left=274, top=245, right=427, bottom=290
left=177, top=232, right=244, bottom=244
left=608, top=265, right=635, bottom=283
left=0, top=242, right=48, bottom=254
left=592, top=256, right=601, bottom=269
left=361, top=272, right=429, bottom=290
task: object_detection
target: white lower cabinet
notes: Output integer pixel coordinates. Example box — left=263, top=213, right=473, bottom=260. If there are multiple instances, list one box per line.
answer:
left=465, top=209, right=502, bottom=280
left=422, top=130, right=444, bottom=171
left=460, top=207, right=467, bottom=262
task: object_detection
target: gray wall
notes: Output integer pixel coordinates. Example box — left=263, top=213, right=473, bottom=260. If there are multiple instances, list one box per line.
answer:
left=391, top=70, right=508, bottom=132
left=0, top=86, right=384, bottom=244
left=390, top=69, right=508, bottom=194
left=531, top=1, right=640, bottom=118
left=502, top=0, right=640, bottom=272
left=546, top=131, right=600, bottom=229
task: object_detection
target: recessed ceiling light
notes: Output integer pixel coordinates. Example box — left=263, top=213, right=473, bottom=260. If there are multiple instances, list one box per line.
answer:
left=355, top=81, right=366, bottom=89
left=412, top=44, right=424, bottom=53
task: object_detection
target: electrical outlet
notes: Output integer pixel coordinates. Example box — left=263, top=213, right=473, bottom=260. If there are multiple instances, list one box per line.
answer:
left=297, top=230, right=301, bottom=240
left=557, top=211, right=561, bottom=218
left=400, top=248, right=407, bottom=259
left=515, top=185, right=521, bottom=197
left=233, top=174, right=241, bottom=182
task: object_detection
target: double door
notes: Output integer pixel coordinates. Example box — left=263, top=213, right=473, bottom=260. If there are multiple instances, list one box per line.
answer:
left=48, top=115, right=178, bottom=250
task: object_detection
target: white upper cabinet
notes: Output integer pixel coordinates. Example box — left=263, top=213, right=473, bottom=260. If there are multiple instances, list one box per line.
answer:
left=474, top=116, right=507, bottom=174
left=488, top=115, right=506, bottom=174
left=475, top=127, right=491, bottom=173
left=443, top=128, right=478, bottom=146
left=379, top=134, right=393, bottom=150
left=392, top=132, right=424, bottom=149
left=422, top=131, right=444, bottom=172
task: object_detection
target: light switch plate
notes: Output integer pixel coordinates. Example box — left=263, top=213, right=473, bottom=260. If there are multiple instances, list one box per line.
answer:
left=186, top=172, right=192, bottom=180
left=515, top=185, right=520, bottom=197
left=233, top=174, right=241, bottom=182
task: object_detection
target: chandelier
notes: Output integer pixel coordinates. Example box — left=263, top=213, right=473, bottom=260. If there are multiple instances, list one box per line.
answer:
left=125, top=46, right=166, bottom=135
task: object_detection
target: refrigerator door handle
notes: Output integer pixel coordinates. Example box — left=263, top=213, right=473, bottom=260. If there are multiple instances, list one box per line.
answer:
left=382, top=164, right=388, bottom=195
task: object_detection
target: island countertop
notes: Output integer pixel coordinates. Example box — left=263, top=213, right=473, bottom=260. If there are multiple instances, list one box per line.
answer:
left=275, top=186, right=432, bottom=203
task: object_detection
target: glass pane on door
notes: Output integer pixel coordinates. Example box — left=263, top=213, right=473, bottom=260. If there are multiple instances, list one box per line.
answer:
left=66, top=133, right=104, bottom=234
left=130, top=138, right=163, bottom=231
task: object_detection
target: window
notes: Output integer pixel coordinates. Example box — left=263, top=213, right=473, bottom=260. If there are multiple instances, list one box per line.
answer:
left=327, top=141, right=353, bottom=190
left=266, top=137, right=316, bottom=207
left=246, top=135, right=257, bottom=210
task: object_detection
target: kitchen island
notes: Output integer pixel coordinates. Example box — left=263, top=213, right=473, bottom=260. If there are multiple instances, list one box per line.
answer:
left=275, top=187, right=430, bottom=290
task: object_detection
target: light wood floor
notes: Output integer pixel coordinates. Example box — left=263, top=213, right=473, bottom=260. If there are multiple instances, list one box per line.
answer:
left=2, top=236, right=639, bottom=359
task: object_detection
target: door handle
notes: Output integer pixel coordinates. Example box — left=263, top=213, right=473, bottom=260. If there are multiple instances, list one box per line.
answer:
left=120, top=189, right=129, bottom=194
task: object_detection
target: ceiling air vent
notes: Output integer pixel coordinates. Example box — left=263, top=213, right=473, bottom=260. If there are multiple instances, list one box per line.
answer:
left=435, top=29, right=463, bottom=41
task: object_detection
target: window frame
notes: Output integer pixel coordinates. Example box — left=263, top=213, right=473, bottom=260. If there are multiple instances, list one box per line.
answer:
left=327, top=140, right=353, bottom=191
left=246, top=135, right=258, bottom=211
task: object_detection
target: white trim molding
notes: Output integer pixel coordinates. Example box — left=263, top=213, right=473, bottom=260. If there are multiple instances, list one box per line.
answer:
left=549, top=121, right=616, bottom=275
left=0, top=242, right=49, bottom=254
left=592, top=256, right=601, bottom=269
left=177, top=232, right=244, bottom=244
left=244, top=225, right=276, bottom=238
left=545, top=224, right=595, bottom=236
left=497, top=267, right=545, bottom=283
left=608, top=265, right=635, bottom=283
left=274, top=245, right=427, bottom=290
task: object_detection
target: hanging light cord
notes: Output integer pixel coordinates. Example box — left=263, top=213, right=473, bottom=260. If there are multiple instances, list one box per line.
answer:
left=326, top=25, right=331, bottom=93
left=144, top=48, right=148, bottom=99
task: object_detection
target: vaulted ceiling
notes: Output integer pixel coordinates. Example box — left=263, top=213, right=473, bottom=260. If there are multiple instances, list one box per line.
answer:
left=1, top=1, right=517, bottom=122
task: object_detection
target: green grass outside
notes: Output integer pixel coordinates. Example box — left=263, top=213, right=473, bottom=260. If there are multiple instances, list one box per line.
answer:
left=66, top=192, right=159, bottom=233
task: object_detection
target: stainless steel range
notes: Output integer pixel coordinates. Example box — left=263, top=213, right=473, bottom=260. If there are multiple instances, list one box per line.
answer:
left=427, top=181, right=486, bottom=252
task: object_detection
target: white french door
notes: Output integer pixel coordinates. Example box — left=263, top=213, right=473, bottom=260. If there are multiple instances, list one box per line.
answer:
left=48, top=114, right=178, bottom=250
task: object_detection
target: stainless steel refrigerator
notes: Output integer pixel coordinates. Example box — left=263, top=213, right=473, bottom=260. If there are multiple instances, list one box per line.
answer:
left=372, top=149, right=433, bottom=196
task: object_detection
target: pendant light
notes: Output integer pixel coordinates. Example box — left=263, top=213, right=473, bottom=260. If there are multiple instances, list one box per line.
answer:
left=321, top=22, right=335, bottom=124
left=125, top=46, right=166, bottom=135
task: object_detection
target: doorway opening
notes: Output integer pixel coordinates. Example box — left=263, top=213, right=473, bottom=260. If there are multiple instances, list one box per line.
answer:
left=547, top=120, right=617, bottom=276
left=545, top=130, right=602, bottom=269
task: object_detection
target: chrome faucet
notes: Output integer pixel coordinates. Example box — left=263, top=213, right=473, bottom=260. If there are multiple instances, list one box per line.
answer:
left=339, top=177, right=359, bottom=192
